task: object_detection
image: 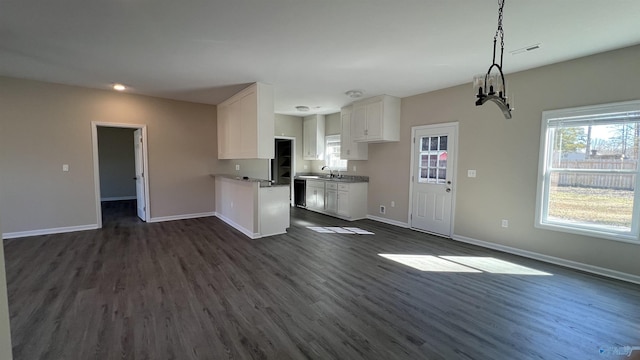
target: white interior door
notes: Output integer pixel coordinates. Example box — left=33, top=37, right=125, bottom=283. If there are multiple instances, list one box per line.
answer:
left=134, top=129, right=146, bottom=221
left=410, top=124, right=457, bottom=236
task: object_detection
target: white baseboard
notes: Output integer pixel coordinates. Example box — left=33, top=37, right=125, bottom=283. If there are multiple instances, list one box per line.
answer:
left=101, top=196, right=136, bottom=201
left=452, top=234, right=640, bottom=285
left=2, top=224, right=99, bottom=240
left=366, top=215, right=410, bottom=228
left=148, top=212, right=216, bottom=223
left=214, top=213, right=261, bottom=239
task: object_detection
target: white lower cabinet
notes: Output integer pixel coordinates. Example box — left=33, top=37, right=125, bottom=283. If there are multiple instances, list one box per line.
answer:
left=306, top=180, right=325, bottom=211
left=215, top=176, right=289, bottom=238
left=259, top=186, right=290, bottom=237
left=337, top=185, right=350, bottom=218
left=305, top=180, right=367, bottom=220
left=325, top=182, right=338, bottom=213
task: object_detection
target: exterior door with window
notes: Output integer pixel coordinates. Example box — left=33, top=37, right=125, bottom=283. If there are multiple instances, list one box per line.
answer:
left=410, top=123, right=457, bottom=236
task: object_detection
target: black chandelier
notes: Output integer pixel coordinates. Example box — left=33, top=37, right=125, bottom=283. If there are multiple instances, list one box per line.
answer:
left=474, top=0, right=513, bottom=119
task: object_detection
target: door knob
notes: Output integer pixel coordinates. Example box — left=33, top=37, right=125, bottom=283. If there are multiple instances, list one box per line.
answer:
left=446, top=188, right=451, bottom=192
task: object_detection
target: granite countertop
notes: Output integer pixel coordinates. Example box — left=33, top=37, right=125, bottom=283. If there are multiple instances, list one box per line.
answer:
left=294, top=173, right=369, bottom=183
left=212, top=174, right=290, bottom=188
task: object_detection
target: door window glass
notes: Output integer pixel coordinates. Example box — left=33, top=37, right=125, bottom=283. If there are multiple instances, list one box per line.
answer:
left=419, top=136, right=448, bottom=183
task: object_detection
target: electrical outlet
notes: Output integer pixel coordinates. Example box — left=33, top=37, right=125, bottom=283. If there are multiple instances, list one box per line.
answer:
left=380, top=205, right=386, bottom=214
left=391, top=201, right=395, bottom=207
left=468, top=169, right=476, bottom=178
left=62, top=164, right=69, bottom=172
left=235, top=164, right=240, bottom=171
left=501, top=219, right=509, bottom=228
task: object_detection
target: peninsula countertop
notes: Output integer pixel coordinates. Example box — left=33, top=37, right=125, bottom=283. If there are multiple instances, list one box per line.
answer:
left=211, top=174, right=290, bottom=188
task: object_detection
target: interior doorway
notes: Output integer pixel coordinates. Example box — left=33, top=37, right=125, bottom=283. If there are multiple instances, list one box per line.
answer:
left=409, top=122, right=458, bottom=237
left=270, top=137, right=295, bottom=206
left=91, top=122, right=150, bottom=228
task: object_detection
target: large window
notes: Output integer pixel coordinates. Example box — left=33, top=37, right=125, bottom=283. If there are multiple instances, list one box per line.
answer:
left=536, top=100, right=640, bottom=243
left=325, top=135, right=347, bottom=171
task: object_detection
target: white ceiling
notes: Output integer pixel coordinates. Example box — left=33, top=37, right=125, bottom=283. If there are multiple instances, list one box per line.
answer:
left=1, top=0, right=639, bottom=116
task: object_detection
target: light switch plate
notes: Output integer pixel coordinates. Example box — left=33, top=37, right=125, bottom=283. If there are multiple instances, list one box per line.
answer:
left=467, top=169, right=476, bottom=178
left=62, top=164, right=69, bottom=172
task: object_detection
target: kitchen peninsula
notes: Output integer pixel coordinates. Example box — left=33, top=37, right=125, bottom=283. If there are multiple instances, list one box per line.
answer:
left=214, top=175, right=290, bottom=238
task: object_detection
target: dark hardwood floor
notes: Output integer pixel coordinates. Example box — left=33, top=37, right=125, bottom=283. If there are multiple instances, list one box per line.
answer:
left=3, top=201, right=640, bottom=359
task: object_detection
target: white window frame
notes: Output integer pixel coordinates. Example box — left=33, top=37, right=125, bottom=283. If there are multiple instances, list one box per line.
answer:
left=535, top=100, right=640, bottom=244
left=325, top=134, right=347, bottom=171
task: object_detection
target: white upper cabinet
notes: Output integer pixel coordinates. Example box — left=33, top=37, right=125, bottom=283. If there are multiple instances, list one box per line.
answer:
left=340, top=106, right=368, bottom=160
left=303, top=114, right=325, bottom=160
left=351, top=95, right=400, bottom=143
left=217, top=82, right=274, bottom=159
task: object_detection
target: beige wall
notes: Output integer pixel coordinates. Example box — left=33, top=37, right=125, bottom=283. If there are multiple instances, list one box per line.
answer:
left=361, top=45, right=640, bottom=277
left=97, top=127, right=136, bottom=200
left=217, top=159, right=270, bottom=180
left=0, top=77, right=217, bottom=234
left=0, top=220, right=13, bottom=360
left=218, top=114, right=309, bottom=179
left=274, top=114, right=308, bottom=175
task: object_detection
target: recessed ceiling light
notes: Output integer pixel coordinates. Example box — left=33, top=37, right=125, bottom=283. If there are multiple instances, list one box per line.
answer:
left=295, top=106, right=310, bottom=112
left=112, top=83, right=126, bottom=91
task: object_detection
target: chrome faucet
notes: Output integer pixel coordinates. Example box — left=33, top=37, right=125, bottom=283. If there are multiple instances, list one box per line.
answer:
left=321, top=165, right=334, bottom=178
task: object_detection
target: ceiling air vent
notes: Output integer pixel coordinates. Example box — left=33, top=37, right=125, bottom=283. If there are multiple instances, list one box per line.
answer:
left=510, top=43, right=541, bottom=55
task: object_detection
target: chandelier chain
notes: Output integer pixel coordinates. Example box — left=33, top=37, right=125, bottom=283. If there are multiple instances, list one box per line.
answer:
left=494, top=0, right=505, bottom=50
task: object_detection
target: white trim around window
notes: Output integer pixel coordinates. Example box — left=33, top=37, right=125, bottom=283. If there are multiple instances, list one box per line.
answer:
left=535, top=100, right=640, bottom=244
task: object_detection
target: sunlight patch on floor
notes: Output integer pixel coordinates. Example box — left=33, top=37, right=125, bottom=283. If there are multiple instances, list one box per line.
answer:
left=307, top=226, right=375, bottom=234
left=379, top=254, right=552, bottom=275
left=293, top=219, right=316, bottom=227
left=378, top=254, right=481, bottom=272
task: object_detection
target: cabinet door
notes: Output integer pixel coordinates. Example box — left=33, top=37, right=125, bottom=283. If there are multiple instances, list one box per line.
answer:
left=340, top=110, right=352, bottom=158
left=217, top=104, right=230, bottom=158
left=303, top=115, right=325, bottom=160
left=216, top=83, right=275, bottom=159
left=227, top=98, right=242, bottom=157
left=306, top=181, right=325, bottom=211
left=303, top=117, right=316, bottom=160
left=316, top=186, right=325, bottom=210
left=352, top=104, right=368, bottom=141
left=364, top=100, right=383, bottom=140
left=341, top=107, right=368, bottom=160
left=326, top=189, right=338, bottom=213
left=306, top=183, right=317, bottom=209
left=238, top=90, right=258, bottom=157
left=337, top=190, right=350, bottom=217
